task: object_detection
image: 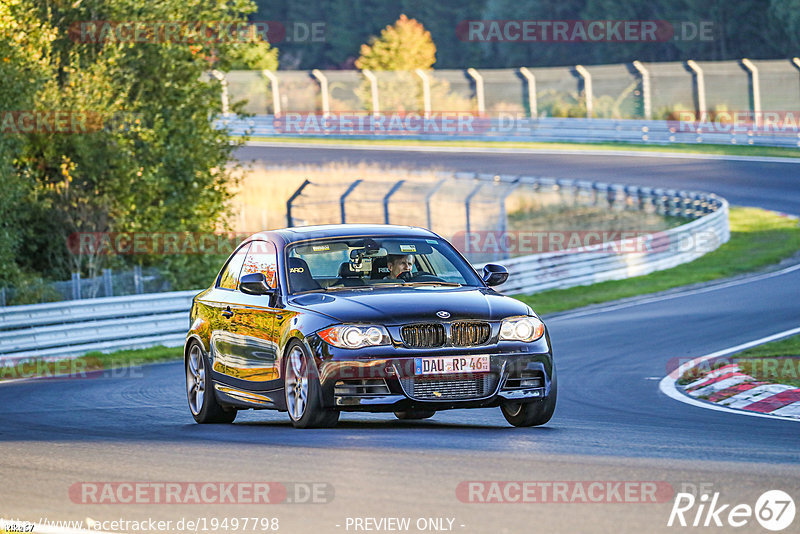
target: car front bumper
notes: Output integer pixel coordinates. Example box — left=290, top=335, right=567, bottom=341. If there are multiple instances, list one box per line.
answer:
left=307, top=334, right=554, bottom=412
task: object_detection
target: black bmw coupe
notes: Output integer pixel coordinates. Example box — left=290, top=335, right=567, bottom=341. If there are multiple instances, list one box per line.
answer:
left=185, top=224, right=556, bottom=428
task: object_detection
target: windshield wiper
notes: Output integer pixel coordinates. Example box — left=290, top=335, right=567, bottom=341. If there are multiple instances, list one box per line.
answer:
left=323, top=285, right=373, bottom=291
left=405, top=281, right=462, bottom=287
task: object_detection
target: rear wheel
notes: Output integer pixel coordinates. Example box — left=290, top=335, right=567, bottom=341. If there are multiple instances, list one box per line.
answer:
left=186, top=341, right=237, bottom=424
left=284, top=340, right=339, bottom=429
left=394, top=409, right=436, bottom=420
left=501, top=369, right=557, bottom=427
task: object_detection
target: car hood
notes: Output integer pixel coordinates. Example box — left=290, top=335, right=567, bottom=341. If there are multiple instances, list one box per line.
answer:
left=287, top=286, right=532, bottom=324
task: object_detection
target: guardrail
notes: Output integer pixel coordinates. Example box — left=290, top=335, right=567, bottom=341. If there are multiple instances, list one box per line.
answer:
left=0, top=175, right=729, bottom=364
left=493, top=192, right=729, bottom=294
left=0, top=291, right=195, bottom=365
left=224, top=115, right=800, bottom=148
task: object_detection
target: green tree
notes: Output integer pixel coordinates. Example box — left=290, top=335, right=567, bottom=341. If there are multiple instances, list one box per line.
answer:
left=2, top=0, right=267, bottom=291
left=222, top=41, right=279, bottom=70
left=0, top=0, right=54, bottom=286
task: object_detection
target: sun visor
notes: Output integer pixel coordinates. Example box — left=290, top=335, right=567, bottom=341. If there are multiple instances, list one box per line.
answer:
left=383, top=241, right=433, bottom=255
left=293, top=241, right=349, bottom=255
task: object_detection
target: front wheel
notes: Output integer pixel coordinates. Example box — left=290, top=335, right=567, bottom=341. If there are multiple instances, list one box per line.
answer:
left=501, top=369, right=557, bottom=427
left=186, top=341, right=237, bottom=424
left=284, top=340, right=339, bottom=429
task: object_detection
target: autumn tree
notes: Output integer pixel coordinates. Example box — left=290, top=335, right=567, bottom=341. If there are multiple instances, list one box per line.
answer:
left=354, top=15, right=436, bottom=112
left=356, top=14, right=436, bottom=71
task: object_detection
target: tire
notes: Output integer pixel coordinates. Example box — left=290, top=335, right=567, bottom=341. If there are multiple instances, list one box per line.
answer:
left=186, top=341, right=237, bottom=424
left=284, top=340, right=340, bottom=429
left=394, top=409, right=436, bottom=420
left=500, top=368, right=557, bottom=427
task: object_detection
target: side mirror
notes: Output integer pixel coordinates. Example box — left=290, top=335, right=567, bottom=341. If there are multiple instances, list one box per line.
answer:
left=240, top=272, right=276, bottom=296
left=482, top=264, right=509, bottom=286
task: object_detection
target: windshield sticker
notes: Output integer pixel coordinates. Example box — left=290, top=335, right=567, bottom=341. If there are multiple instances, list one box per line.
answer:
left=399, top=244, right=417, bottom=253
left=312, top=245, right=330, bottom=251
left=425, top=239, right=438, bottom=244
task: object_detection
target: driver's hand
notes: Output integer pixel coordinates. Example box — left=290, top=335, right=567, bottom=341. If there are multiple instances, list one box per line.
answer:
left=398, top=271, right=412, bottom=281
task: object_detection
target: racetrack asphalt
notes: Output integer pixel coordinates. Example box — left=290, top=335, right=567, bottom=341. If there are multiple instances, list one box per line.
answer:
left=2, top=144, right=799, bottom=533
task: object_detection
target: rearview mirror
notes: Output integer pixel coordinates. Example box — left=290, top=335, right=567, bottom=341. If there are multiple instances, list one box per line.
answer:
left=240, top=272, right=276, bottom=296
left=482, top=264, right=509, bottom=286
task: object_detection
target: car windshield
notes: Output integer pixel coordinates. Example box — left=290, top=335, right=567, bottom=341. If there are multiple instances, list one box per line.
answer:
left=285, top=236, right=483, bottom=294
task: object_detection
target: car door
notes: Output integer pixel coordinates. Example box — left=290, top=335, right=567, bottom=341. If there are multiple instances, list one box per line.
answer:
left=226, top=240, right=281, bottom=390
left=206, top=241, right=254, bottom=385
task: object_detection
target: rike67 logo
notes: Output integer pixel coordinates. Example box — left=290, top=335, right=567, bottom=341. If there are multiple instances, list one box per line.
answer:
left=668, top=489, right=795, bottom=531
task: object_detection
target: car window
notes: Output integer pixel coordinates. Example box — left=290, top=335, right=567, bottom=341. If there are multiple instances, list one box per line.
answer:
left=217, top=243, right=251, bottom=290
left=241, top=241, right=278, bottom=289
left=285, top=236, right=482, bottom=293
left=290, top=247, right=349, bottom=278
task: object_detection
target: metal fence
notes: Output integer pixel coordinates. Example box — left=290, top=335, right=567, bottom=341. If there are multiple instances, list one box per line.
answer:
left=221, top=58, right=800, bottom=120
left=0, top=176, right=728, bottom=363
left=286, top=170, right=727, bottom=264
left=0, top=266, right=171, bottom=307
left=0, top=170, right=729, bottom=362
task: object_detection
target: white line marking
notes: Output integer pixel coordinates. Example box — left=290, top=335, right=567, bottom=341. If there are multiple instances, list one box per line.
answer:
left=550, top=262, right=800, bottom=320
left=245, top=140, right=800, bottom=164
left=772, top=401, right=800, bottom=417
left=658, top=326, right=800, bottom=422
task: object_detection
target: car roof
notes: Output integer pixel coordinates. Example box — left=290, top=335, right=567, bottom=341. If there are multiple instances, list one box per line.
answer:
left=244, top=224, right=440, bottom=248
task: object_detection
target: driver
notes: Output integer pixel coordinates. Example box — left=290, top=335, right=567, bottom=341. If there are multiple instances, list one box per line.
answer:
left=385, top=254, right=414, bottom=280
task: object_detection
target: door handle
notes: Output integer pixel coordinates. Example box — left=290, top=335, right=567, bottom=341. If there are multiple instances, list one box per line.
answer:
left=222, top=307, right=234, bottom=319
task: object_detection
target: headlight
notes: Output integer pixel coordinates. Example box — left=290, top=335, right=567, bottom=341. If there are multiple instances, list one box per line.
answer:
left=499, top=316, right=544, bottom=342
left=318, top=325, right=390, bottom=349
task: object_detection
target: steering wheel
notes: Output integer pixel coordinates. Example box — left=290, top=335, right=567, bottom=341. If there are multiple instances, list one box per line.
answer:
left=409, top=272, right=446, bottom=283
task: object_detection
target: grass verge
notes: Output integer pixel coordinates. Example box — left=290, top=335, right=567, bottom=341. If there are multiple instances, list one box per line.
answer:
left=730, top=335, right=800, bottom=388
left=245, top=135, right=800, bottom=159
left=517, top=207, right=800, bottom=316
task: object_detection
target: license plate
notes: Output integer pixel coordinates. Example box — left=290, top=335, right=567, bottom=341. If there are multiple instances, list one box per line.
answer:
left=414, top=355, right=490, bottom=375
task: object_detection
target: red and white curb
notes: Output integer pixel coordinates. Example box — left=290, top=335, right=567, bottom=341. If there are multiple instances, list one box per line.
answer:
left=659, top=326, right=800, bottom=422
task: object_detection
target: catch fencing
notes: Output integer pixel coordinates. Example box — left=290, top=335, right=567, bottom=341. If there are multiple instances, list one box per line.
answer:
left=0, top=266, right=170, bottom=307
left=221, top=59, right=800, bottom=119
left=0, top=173, right=729, bottom=364
left=286, top=171, right=728, bottom=264
left=213, top=58, right=800, bottom=147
